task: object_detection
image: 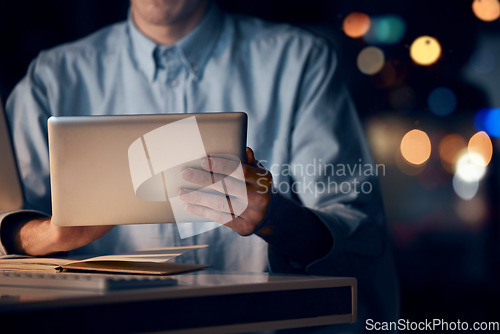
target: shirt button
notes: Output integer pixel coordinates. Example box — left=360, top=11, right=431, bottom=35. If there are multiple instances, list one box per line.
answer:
left=192, top=64, right=199, bottom=73
left=165, top=49, right=174, bottom=57
left=170, top=79, right=178, bottom=87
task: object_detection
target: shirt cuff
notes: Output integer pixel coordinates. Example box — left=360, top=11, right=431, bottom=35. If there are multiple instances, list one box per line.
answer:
left=254, top=191, right=333, bottom=266
left=0, top=210, right=50, bottom=255
left=303, top=209, right=348, bottom=275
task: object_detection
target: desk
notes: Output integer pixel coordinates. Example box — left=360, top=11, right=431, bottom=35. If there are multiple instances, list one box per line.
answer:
left=0, top=271, right=357, bottom=333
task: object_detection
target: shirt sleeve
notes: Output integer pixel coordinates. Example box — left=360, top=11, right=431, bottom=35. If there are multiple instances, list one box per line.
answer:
left=0, top=55, right=54, bottom=255
left=263, top=38, right=387, bottom=282
left=254, top=190, right=333, bottom=267
left=5, top=55, right=53, bottom=214
left=0, top=210, right=50, bottom=255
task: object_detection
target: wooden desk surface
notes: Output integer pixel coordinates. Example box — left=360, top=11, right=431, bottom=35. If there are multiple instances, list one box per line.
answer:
left=0, top=270, right=357, bottom=333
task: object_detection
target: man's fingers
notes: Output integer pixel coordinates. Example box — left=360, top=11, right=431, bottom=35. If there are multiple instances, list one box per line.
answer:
left=246, top=147, right=256, bottom=165
left=184, top=203, right=255, bottom=236
left=184, top=203, right=234, bottom=225
left=200, top=157, right=270, bottom=185
left=201, top=157, right=244, bottom=180
left=182, top=168, right=247, bottom=198
left=179, top=189, right=248, bottom=215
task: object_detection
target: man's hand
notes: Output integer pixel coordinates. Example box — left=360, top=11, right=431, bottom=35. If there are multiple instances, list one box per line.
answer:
left=15, top=217, right=114, bottom=256
left=179, top=147, right=273, bottom=236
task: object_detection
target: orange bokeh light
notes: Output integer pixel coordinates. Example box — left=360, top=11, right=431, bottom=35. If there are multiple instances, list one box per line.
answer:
left=343, top=12, right=371, bottom=38
left=472, top=0, right=500, bottom=22
left=400, top=129, right=432, bottom=165
left=439, top=134, right=467, bottom=173
left=468, top=131, right=493, bottom=166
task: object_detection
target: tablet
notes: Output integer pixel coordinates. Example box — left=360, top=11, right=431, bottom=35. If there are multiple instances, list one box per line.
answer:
left=48, top=112, right=247, bottom=226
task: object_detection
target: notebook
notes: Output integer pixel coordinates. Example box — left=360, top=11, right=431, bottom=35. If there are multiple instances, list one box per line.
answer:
left=0, top=245, right=209, bottom=276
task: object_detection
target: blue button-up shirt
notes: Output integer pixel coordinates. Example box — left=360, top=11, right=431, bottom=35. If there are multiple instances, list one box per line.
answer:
left=3, top=3, right=398, bottom=328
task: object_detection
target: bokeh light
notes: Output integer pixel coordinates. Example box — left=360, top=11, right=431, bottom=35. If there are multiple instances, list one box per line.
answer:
left=472, top=0, right=500, bottom=22
left=468, top=131, right=493, bottom=166
left=343, top=12, right=371, bottom=38
left=357, top=46, right=385, bottom=75
left=455, top=152, right=486, bottom=182
left=400, top=129, right=432, bottom=165
left=395, top=149, right=427, bottom=175
left=474, top=108, right=500, bottom=137
left=427, top=87, right=457, bottom=116
left=438, top=134, right=467, bottom=173
left=366, top=117, right=407, bottom=164
left=453, top=174, right=479, bottom=200
left=468, top=48, right=496, bottom=74
left=364, top=15, right=406, bottom=44
left=409, top=36, right=442, bottom=66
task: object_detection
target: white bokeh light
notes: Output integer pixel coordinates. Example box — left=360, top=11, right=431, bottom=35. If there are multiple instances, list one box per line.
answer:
left=454, top=152, right=486, bottom=183
left=357, top=47, right=385, bottom=75
left=453, top=174, right=479, bottom=200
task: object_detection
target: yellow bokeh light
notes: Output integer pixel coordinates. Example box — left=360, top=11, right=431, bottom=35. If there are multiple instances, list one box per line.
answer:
left=472, top=0, right=500, bottom=22
left=468, top=131, right=493, bottom=166
left=343, top=12, right=371, bottom=38
left=357, top=47, right=385, bottom=75
left=400, top=129, right=432, bottom=165
left=409, top=36, right=442, bottom=66
left=439, top=134, right=467, bottom=173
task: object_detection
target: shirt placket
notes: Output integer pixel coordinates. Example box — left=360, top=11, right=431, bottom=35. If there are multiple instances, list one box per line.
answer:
left=157, top=47, right=187, bottom=114
left=156, top=47, right=198, bottom=258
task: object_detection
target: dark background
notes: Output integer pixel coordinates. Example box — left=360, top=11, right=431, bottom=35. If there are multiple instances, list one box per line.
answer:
left=1, top=0, right=499, bottom=326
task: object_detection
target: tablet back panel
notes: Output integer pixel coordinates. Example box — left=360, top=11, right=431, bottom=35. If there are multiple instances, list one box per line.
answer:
left=48, top=113, right=247, bottom=226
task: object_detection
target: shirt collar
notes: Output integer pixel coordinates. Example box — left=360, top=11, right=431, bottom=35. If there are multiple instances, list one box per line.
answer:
left=127, top=2, right=223, bottom=82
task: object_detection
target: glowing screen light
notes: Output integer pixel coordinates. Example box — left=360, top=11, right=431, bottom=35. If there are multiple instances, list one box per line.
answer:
left=455, top=152, right=486, bottom=183
left=410, top=36, right=442, bottom=66
left=400, top=129, right=432, bottom=165
left=472, top=0, right=500, bottom=22
left=364, top=15, right=406, bottom=44
left=468, top=131, right=493, bottom=166
left=474, top=108, right=500, bottom=137
left=427, top=87, right=457, bottom=116
left=343, top=12, right=371, bottom=38
left=357, top=47, right=385, bottom=75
